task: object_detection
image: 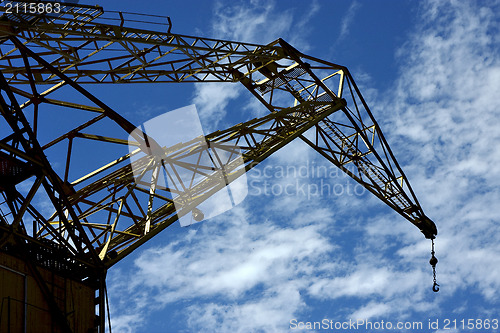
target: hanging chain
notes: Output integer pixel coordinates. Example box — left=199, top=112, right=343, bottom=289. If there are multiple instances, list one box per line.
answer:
left=430, top=238, right=439, bottom=292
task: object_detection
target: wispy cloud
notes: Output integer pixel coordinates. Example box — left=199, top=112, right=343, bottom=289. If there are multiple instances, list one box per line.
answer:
left=192, top=82, right=242, bottom=133
left=108, top=204, right=337, bottom=332
left=192, top=0, right=322, bottom=129
left=212, top=0, right=293, bottom=44
left=192, top=0, right=293, bottom=131
left=306, top=0, right=500, bottom=321
left=375, top=0, right=500, bottom=314
left=338, top=1, right=361, bottom=42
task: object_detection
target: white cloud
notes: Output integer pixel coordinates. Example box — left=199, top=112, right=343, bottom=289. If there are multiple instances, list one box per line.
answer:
left=192, top=0, right=294, bottom=130
left=372, top=0, right=500, bottom=317
left=212, top=0, right=293, bottom=44
left=108, top=314, right=143, bottom=333
left=309, top=265, right=391, bottom=299
left=338, top=1, right=361, bottom=42
left=108, top=204, right=337, bottom=332
left=350, top=301, right=390, bottom=321
left=193, top=0, right=322, bottom=128
left=185, top=283, right=304, bottom=333
left=192, top=82, right=241, bottom=133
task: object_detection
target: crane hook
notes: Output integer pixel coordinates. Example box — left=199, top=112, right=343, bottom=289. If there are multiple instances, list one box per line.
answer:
left=430, top=238, right=439, bottom=292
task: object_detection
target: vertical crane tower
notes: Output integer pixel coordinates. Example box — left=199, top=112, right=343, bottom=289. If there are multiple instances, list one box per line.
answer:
left=0, top=2, right=437, bottom=332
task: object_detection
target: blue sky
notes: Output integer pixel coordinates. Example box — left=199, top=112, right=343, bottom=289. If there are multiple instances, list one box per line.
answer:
left=73, top=0, right=500, bottom=332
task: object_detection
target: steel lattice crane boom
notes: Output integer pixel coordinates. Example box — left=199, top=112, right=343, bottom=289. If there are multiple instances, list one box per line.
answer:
left=0, top=2, right=437, bottom=332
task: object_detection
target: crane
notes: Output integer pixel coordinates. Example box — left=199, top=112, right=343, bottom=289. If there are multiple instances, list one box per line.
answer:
left=0, top=2, right=438, bottom=332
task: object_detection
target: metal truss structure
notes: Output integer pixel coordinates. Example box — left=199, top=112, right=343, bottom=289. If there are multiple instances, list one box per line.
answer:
left=0, top=2, right=437, bottom=332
